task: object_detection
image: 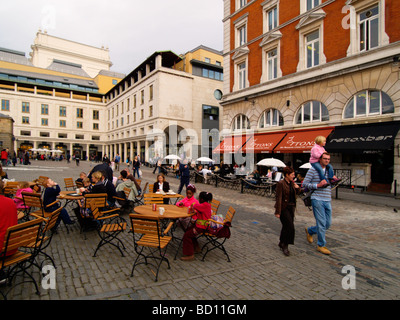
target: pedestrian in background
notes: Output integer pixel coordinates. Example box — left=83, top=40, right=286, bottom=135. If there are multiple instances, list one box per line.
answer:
left=177, top=160, right=190, bottom=195
left=303, top=152, right=334, bottom=255
left=274, top=166, right=301, bottom=256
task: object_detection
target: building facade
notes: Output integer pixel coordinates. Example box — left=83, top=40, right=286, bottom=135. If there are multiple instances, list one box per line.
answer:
left=220, top=0, right=400, bottom=192
left=104, top=46, right=224, bottom=163
left=0, top=32, right=223, bottom=165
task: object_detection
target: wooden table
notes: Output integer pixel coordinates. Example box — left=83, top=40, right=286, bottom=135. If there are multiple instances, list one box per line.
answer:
left=134, top=204, right=190, bottom=219
left=58, top=190, right=83, bottom=201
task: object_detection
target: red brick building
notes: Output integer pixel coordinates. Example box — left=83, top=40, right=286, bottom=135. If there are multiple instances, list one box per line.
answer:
left=219, top=0, right=400, bottom=192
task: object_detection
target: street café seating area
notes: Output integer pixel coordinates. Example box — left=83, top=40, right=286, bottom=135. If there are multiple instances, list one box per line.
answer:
left=0, top=174, right=236, bottom=298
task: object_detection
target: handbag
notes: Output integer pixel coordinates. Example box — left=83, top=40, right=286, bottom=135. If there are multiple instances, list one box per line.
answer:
left=300, top=189, right=314, bottom=208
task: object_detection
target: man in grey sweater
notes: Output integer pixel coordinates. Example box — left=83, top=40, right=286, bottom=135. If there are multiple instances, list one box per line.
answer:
left=303, top=152, right=333, bottom=255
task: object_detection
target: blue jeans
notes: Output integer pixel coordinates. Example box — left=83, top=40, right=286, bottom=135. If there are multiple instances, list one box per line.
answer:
left=133, top=167, right=140, bottom=178
left=311, top=162, right=334, bottom=182
left=308, top=199, right=332, bottom=247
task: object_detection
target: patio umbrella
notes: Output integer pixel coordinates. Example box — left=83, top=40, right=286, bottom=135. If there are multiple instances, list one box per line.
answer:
left=164, top=154, right=182, bottom=160
left=256, top=158, right=286, bottom=167
left=196, top=157, right=214, bottom=163
left=299, top=162, right=312, bottom=169
left=50, top=149, right=63, bottom=153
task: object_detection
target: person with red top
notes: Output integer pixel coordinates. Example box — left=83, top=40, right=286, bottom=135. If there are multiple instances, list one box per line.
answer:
left=181, top=191, right=213, bottom=261
left=0, top=180, right=18, bottom=256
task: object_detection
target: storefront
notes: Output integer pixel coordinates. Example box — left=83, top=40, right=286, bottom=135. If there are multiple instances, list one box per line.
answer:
left=326, top=121, right=400, bottom=190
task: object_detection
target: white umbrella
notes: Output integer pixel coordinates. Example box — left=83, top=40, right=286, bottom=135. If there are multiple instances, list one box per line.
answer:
left=256, top=158, right=286, bottom=167
left=50, top=149, right=63, bottom=153
left=196, top=157, right=214, bottom=163
left=299, top=162, right=312, bottom=169
left=164, top=154, right=182, bottom=160
left=30, top=148, right=39, bottom=152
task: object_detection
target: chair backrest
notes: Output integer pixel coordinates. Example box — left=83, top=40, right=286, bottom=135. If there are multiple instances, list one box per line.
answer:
left=38, top=176, right=49, bottom=186
left=42, top=207, right=62, bottom=234
left=143, top=193, right=164, bottom=205
left=224, top=206, right=236, bottom=224
left=211, top=199, right=221, bottom=215
left=64, top=178, right=75, bottom=189
left=89, top=202, right=103, bottom=220
left=123, top=187, right=131, bottom=199
left=136, top=179, right=141, bottom=186
left=21, top=192, right=44, bottom=213
left=129, top=214, right=161, bottom=238
left=83, top=193, right=107, bottom=210
left=1, top=219, right=43, bottom=257
left=3, top=181, right=19, bottom=197
left=148, top=184, right=154, bottom=193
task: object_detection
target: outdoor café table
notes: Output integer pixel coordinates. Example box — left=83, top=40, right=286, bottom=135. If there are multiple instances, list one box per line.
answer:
left=57, top=190, right=83, bottom=213
left=133, top=204, right=194, bottom=259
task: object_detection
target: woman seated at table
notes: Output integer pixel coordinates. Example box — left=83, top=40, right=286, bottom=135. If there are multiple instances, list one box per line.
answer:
left=43, top=178, right=75, bottom=230
left=181, top=191, right=213, bottom=261
left=176, top=184, right=199, bottom=229
left=153, top=173, right=170, bottom=204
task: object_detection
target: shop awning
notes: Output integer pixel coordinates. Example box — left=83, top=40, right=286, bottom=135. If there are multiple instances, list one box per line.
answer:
left=274, top=127, right=335, bottom=153
left=212, top=135, right=250, bottom=154
left=326, top=121, right=400, bottom=152
left=241, top=132, right=286, bottom=153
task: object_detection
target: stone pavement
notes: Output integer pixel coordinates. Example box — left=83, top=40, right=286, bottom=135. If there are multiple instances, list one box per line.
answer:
left=2, top=160, right=400, bottom=301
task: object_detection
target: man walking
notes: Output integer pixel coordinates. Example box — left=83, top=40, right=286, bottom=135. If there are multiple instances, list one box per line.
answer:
left=303, top=152, right=333, bottom=255
left=177, top=160, right=190, bottom=195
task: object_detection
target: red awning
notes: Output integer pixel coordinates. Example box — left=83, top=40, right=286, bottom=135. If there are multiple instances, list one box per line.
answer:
left=273, top=127, right=335, bottom=153
left=241, top=132, right=286, bottom=153
left=213, top=135, right=250, bottom=154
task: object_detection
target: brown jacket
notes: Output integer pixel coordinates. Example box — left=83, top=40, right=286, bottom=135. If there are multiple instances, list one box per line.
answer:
left=274, top=179, right=301, bottom=215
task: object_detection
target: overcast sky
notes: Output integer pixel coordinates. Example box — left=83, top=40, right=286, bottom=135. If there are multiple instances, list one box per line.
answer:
left=0, top=0, right=224, bottom=75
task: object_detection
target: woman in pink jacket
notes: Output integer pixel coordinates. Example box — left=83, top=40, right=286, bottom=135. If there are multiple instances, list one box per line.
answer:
left=309, top=136, right=340, bottom=185
left=181, top=191, right=213, bottom=261
left=176, top=184, right=199, bottom=229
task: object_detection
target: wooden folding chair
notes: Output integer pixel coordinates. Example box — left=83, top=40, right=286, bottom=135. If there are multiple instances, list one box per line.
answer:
left=3, top=181, right=19, bottom=198
left=143, top=193, right=164, bottom=205
left=211, top=199, right=221, bottom=215
left=64, top=178, right=75, bottom=190
left=90, top=202, right=127, bottom=257
left=129, top=214, right=173, bottom=282
left=21, top=192, right=47, bottom=219
left=78, top=193, right=118, bottom=237
left=148, top=184, right=154, bottom=193
left=0, top=218, right=43, bottom=300
left=200, top=206, right=236, bottom=262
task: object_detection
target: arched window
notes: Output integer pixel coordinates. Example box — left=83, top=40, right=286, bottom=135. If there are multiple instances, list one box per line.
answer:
left=343, top=90, right=394, bottom=119
left=232, top=114, right=250, bottom=131
left=259, top=108, right=283, bottom=128
left=295, top=101, right=329, bottom=124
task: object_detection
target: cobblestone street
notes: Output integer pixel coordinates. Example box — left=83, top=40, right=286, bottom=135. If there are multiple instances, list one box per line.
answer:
left=2, top=160, right=400, bottom=302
